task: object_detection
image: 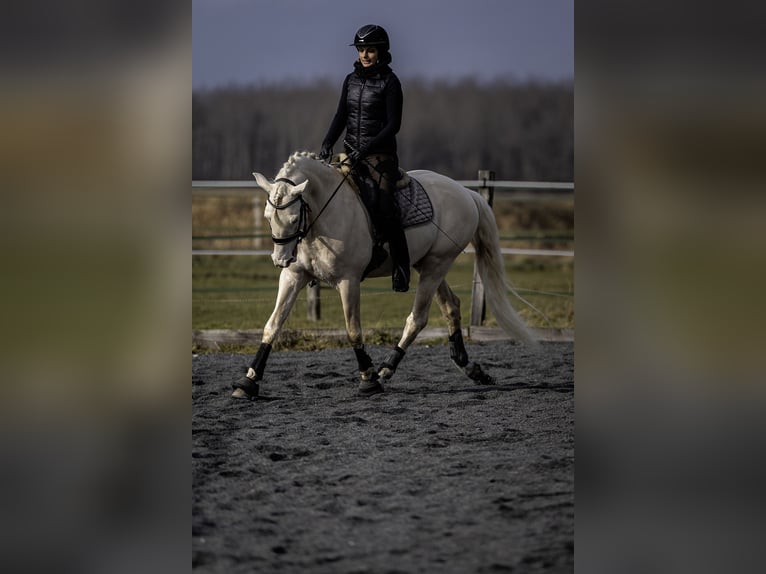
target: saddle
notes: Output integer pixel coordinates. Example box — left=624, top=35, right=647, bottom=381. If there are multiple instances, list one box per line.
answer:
left=331, top=153, right=433, bottom=231
left=331, top=153, right=433, bottom=279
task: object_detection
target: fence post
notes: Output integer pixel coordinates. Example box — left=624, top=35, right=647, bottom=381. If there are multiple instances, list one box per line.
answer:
left=307, top=281, right=321, bottom=321
left=469, top=170, right=495, bottom=334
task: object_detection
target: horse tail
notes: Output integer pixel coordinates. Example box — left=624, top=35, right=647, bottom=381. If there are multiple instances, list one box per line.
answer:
left=471, top=192, right=539, bottom=346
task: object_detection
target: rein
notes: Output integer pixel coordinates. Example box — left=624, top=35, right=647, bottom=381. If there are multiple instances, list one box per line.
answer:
left=267, top=163, right=356, bottom=245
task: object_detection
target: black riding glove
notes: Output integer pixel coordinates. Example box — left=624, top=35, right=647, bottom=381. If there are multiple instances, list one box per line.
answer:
left=348, top=147, right=366, bottom=163
left=319, top=145, right=332, bottom=161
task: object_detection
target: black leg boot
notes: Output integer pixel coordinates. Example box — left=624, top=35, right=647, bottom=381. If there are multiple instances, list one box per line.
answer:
left=388, top=221, right=410, bottom=292
left=377, top=171, right=410, bottom=292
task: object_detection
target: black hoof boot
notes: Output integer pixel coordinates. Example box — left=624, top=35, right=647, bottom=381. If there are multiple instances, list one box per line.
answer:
left=358, top=379, right=384, bottom=397
left=231, top=376, right=260, bottom=399
left=463, top=362, right=495, bottom=385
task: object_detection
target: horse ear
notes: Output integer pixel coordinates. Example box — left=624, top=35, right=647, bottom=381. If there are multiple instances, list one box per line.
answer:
left=252, top=172, right=271, bottom=193
left=293, top=180, right=308, bottom=194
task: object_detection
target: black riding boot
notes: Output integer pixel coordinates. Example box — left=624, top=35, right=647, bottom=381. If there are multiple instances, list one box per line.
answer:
left=388, top=223, right=410, bottom=292
left=366, top=155, right=411, bottom=292
left=379, top=190, right=410, bottom=292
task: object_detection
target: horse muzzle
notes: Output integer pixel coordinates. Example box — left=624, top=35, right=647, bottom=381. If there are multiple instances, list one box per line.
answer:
left=273, top=256, right=296, bottom=268
left=271, top=244, right=297, bottom=268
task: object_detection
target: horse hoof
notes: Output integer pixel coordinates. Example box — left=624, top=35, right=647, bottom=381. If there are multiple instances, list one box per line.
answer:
left=231, top=376, right=259, bottom=399
left=358, top=380, right=384, bottom=397
left=378, top=367, right=394, bottom=380
left=464, top=362, right=495, bottom=385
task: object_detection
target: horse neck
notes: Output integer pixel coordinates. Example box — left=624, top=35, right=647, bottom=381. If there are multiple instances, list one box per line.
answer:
left=282, top=157, right=334, bottom=205
left=282, top=158, right=362, bottom=236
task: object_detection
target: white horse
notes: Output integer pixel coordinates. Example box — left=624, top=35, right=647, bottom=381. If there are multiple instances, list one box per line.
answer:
left=232, top=151, right=536, bottom=399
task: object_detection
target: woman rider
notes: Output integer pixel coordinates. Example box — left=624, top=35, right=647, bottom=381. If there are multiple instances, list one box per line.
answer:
left=319, top=24, right=410, bottom=292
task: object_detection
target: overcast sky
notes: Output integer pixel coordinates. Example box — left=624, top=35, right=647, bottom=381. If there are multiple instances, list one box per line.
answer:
left=192, top=0, right=573, bottom=89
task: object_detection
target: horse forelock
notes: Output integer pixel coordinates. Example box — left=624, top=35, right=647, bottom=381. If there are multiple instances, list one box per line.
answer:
left=269, top=185, right=291, bottom=207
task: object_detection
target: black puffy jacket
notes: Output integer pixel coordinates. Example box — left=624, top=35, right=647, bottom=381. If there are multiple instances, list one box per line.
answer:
left=322, top=55, right=403, bottom=157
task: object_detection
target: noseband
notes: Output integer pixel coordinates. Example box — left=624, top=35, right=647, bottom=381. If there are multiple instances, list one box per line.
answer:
left=267, top=178, right=310, bottom=245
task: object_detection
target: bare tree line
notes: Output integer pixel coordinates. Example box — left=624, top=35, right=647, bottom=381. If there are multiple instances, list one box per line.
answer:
left=192, top=79, right=572, bottom=182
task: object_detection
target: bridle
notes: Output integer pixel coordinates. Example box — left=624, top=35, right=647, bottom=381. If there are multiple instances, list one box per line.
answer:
left=266, top=178, right=310, bottom=245
left=266, top=165, right=354, bottom=245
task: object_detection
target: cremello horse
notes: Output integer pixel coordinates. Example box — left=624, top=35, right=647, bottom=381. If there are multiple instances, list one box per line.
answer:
left=232, top=151, right=536, bottom=399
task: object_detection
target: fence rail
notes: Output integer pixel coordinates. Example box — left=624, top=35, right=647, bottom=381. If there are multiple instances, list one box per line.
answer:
left=192, top=247, right=574, bottom=257
left=192, top=179, right=573, bottom=202
left=192, top=179, right=574, bottom=190
left=192, top=172, right=573, bottom=328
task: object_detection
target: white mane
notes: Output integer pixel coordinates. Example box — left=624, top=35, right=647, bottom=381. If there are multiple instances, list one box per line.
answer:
left=276, top=150, right=335, bottom=185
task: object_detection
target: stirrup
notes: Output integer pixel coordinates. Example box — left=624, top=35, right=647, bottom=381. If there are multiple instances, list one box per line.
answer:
left=392, top=267, right=410, bottom=292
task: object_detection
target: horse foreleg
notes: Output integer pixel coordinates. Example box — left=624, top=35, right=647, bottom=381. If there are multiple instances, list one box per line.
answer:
left=337, top=279, right=382, bottom=396
left=231, top=269, right=309, bottom=399
left=435, top=280, right=494, bottom=385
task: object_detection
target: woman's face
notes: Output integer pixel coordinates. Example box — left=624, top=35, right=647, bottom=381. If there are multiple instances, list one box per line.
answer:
left=357, top=46, right=379, bottom=67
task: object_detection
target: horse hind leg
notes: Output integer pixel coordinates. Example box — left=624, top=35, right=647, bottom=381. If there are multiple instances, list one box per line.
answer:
left=435, top=280, right=494, bottom=385
left=377, top=266, right=444, bottom=380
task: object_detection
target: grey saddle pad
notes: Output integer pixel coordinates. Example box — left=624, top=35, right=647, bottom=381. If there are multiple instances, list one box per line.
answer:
left=396, top=176, right=433, bottom=228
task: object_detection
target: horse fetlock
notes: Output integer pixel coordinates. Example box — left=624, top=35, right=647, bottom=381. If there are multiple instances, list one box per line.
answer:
left=377, top=345, right=405, bottom=380
left=353, top=345, right=374, bottom=373
left=360, top=367, right=379, bottom=382
left=378, top=366, right=395, bottom=380
left=248, top=342, right=272, bottom=380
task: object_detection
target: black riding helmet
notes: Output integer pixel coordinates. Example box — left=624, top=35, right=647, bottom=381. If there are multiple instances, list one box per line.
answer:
left=350, top=24, right=389, bottom=52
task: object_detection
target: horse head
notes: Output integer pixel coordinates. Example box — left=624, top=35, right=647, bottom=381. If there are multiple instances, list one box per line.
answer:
left=253, top=172, right=309, bottom=268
